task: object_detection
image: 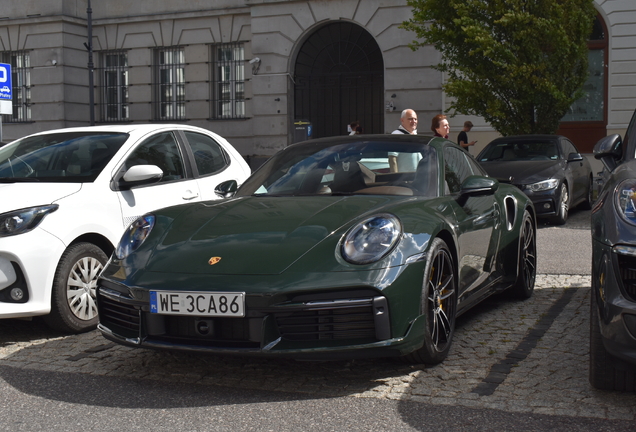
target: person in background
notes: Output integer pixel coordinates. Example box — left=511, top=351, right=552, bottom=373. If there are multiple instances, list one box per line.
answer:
left=349, top=121, right=360, bottom=135
left=392, top=109, right=418, bottom=135
left=457, top=121, right=477, bottom=152
left=431, top=114, right=449, bottom=138
left=389, top=109, right=418, bottom=172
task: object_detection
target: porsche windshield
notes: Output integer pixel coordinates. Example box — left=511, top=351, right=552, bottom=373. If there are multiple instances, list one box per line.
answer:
left=0, top=132, right=129, bottom=182
left=237, top=139, right=439, bottom=197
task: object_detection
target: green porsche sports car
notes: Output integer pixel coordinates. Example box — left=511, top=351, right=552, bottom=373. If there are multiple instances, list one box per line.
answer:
left=96, top=134, right=537, bottom=364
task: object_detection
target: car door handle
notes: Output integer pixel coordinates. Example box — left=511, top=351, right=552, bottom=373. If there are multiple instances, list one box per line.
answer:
left=182, top=190, right=199, bottom=201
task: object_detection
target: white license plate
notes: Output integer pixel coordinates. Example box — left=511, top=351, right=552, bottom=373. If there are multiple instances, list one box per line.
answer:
left=150, top=291, right=245, bottom=317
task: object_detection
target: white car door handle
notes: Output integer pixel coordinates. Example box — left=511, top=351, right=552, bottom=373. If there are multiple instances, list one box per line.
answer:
left=182, top=190, right=199, bottom=201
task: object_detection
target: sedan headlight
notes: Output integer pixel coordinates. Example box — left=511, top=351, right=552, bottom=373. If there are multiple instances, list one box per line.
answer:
left=615, top=179, right=636, bottom=226
left=0, top=205, right=59, bottom=237
left=115, top=215, right=156, bottom=260
left=341, top=214, right=402, bottom=264
left=526, top=178, right=559, bottom=192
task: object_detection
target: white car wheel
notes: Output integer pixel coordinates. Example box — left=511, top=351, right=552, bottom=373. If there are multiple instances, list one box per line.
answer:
left=43, top=243, right=108, bottom=333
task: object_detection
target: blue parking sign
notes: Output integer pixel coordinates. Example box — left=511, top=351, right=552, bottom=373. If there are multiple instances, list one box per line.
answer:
left=0, top=63, right=12, bottom=101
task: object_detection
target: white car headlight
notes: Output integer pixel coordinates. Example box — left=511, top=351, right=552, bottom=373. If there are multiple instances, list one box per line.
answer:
left=341, top=214, right=402, bottom=264
left=0, top=205, right=58, bottom=237
left=527, top=178, right=559, bottom=192
left=615, top=179, right=636, bottom=226
left=115, top=215, right=156, bottom=260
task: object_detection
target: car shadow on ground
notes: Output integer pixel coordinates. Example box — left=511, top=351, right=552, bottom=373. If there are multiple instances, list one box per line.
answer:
left=0, top=290, right=526, bottom=411
left=536, top=207, right=590, bottom=230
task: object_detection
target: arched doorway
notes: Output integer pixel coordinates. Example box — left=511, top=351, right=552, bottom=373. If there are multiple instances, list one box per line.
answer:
left=293, top=22, right=384, bottom=139
left=557, top=14, right=608, bottom=153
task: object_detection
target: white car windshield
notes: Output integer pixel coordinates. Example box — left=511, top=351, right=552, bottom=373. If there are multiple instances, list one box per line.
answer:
left=0, top=132, right=128, bottom=182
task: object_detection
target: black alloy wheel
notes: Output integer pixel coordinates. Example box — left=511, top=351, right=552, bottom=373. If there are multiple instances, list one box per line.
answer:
left=510, top=210, right=536, bottom=299
left=404, top=237, right=457, bottom=365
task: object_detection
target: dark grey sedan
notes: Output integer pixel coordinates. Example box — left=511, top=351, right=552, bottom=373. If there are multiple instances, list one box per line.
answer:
left=476, top=135, right=593, bottom=224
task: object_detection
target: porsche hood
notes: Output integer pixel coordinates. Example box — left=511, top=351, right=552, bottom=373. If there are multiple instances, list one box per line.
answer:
left=143, top=196, right=403, bottom=275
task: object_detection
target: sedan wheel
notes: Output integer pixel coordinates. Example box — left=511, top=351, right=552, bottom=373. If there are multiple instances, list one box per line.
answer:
left=553, top=183, right=569, bottom=225
left=509, top=210, right=536, bottom=299
left=43, top=242, right=108, bottom=333
left=404, top=238, right=457, bottom=365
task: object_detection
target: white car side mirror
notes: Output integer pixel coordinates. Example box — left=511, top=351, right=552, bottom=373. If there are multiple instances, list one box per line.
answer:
left=123, top=165, right=163, bottom=182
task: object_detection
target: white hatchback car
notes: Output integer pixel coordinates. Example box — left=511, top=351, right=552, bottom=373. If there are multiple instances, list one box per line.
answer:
left=0, top=124, right=250, bottom=333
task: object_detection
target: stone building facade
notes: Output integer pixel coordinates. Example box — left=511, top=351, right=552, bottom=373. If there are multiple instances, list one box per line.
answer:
left=0, top=0, right=633, bottom=159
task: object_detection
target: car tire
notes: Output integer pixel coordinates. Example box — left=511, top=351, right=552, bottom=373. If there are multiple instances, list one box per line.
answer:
left=579, top=176, right=594, bottom=210
left=43, top=242, right=108, bottom=333
left=509, top=210, right=536, bottom=299
left=404, top=238, right=457, bottom=365
left=553, top=183, right=569, bottom=225
left=589, top=286, right=636, bottom=391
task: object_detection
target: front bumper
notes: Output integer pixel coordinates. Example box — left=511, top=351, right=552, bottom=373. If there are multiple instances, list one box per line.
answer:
left=96, top=264, right=427, bottom=360
left=0, top=228, right=66, bottom=318
left=592, top=239, right=636, bottom=366
left=514, top=186, right=560, bottom=217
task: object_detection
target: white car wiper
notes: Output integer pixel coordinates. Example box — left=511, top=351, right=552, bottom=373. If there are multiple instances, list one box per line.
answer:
left=0, top=177, right=40, bottom=183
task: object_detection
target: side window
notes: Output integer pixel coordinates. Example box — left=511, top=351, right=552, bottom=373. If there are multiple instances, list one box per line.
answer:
left=444, top=147, right=473, bottom=194
left=562, top=139, right=578, bottom=157
left=183, top=131, right=229, bottom=176
left=124, top=132, right=185, bottom=182
left=465, top=154, right=486, bottom=176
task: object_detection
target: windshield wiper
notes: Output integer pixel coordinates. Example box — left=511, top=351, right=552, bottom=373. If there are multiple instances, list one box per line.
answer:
left=0, top=177, right=40, bottom=183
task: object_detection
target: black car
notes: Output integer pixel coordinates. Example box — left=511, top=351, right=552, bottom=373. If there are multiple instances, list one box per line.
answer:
left=477, top=135, right=593, bottom=224
left=590, top=109, right=636, bottom=391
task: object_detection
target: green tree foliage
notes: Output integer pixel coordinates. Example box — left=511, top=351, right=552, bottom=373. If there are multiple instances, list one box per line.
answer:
left=401, top=0, right=597, bottom=135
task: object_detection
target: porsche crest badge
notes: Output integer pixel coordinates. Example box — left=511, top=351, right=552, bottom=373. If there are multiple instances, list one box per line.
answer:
left=208, top=257, right=222, bottom=265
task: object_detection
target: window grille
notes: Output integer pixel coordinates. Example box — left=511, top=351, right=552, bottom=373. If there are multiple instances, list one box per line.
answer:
left=211, top=43, right=245, bottom=119
left=153, top=47, right=185, bottom=121
left=1, top=51, right=31, bottom=123
left=98, top=51, right=129, bottom=122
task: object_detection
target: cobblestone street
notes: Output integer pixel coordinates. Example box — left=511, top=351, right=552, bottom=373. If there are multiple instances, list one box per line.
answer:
left=2, top=273, right=634, bottom=422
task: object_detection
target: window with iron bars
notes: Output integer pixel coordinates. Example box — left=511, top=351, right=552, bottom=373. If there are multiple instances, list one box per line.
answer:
left=1, top=51, right=31, bottom=123
left=98, top=50, right=129, bottom=122
left=211, top=43, right=245, bottom=119
left=153, top=47, right=185, bottom=121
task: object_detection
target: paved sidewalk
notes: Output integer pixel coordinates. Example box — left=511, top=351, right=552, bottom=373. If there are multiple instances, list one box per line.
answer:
left=1, top=274, right=634, bottom=421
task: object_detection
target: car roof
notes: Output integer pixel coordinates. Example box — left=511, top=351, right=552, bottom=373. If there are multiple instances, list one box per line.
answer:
left=22, top=124, right=212, bottom=137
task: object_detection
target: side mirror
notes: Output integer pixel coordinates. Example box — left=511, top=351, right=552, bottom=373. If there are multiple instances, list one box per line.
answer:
left=115, top=165, right=163, bottom=190
left=593, top=134, right=622, bottom=173
left=458, top=176, right=498, bottom=205
left=215, top=179, right=238, bottom=198
left=567, top=153, right=584, bottom=162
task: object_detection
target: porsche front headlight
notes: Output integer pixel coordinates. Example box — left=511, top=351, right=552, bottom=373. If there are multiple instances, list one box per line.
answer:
left=115, top=215, right=156, bottom=260
left=341, top=214, right=402, bottom=264
left=527, top=178, right=559, bottom=192
left=0, top=205, right=59, bottom=237
left=615, top=179, right=636, bottom=226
